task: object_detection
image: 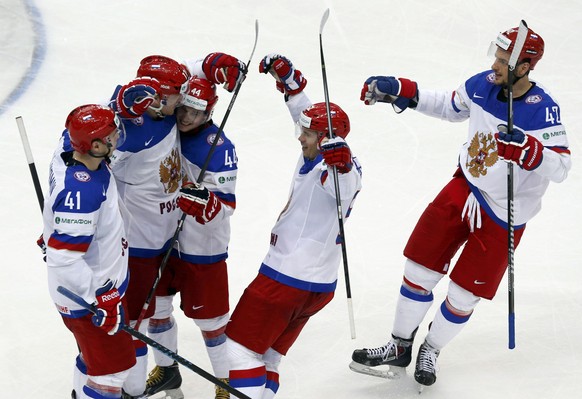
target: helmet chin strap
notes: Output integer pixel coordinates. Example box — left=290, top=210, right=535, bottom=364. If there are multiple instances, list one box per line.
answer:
left=503, top=61, right=529, bottom=89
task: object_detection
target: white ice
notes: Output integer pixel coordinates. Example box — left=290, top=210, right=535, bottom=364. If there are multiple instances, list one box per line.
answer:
left=1, top=1, right=581, bottom=398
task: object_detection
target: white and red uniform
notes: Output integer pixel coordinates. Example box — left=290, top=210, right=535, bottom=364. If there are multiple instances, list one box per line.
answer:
left=43, top=135, right=134, bottom=386
left=403, top=70, right=570, bottom=299
left=150, top=120, right=237, bottom=379
left=107, top=107, right=182, bottom=397
left=109, top=115, right=182, bottom=259
left=226, top=92, right=362, bottom=399
left=175, top=121, right=237, bottom=267
left=386, top=70, right=571, bottom=359
left=416, top=70, right=570, bottom=227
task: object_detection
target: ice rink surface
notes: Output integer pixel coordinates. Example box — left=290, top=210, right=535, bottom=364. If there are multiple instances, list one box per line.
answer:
left=1, top=0, right=580, bottom=398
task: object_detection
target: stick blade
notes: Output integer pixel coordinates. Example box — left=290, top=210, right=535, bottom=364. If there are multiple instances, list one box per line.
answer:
left=508, top=20, right=528, bottom=70
left=319, top=8, right=330, bottom=34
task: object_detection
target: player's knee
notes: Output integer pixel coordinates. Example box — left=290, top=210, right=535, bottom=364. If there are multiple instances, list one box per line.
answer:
left=152, top=295, right=175, bottom=319
left=226, top=337, right=263, bottom=370
left=446, top=281, right=480, bottom=313
left=194, top=313, right=229, bottom=331
left=86, top=369, right=130, bottom=397
left=263, top=348, right=282, bottom=371
left=403, top=258, right=443, bottom=293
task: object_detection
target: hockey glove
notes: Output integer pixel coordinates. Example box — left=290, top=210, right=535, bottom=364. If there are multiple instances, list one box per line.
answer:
left=360, top=76, right=418, bottom=113
left=114, top=77, right=162, bottom=118
left=495, top=124, right=544, bottom=171
left=92, top=279, right=124, bottom=335
left=202, top=52, right=247, bottom=92
left=321, top=137, right=353, bottom=174
left=36, top=234, right=46, bottom=262
left=259, top=53, right=307, bottom=95
left=177, top=182, right=223, bottom=224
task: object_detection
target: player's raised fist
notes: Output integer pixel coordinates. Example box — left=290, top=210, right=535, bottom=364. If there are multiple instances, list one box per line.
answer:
left=259, top=53, right=307, bottom=95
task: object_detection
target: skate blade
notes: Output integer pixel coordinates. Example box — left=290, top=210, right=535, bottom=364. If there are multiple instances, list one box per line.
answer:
left=348, top=361, right=404, bottom=379
left=147, top=388, right=184, bottom=399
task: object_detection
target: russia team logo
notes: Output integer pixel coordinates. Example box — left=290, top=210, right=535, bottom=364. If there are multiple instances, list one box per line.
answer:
left=73, top=171, right=91, bottom=182
left=207, top=134, right=224, bottom=146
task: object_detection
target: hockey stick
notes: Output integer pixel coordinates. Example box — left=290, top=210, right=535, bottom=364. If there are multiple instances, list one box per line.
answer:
left=319, top=8, right=356, bottom=340
left=56, top=286, right=252, bottom=399
left=133, top=20, right=260, bottom=330
left=16, top=116, right=44, bottom=213
left=506, top=20, right=528, bottom=350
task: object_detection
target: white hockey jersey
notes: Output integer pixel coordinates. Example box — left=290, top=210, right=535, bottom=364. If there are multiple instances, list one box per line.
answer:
left=43, top=140, right=128, bottom=318
left=109, top=113, right=182, bottom=258
left=259, top=93, right=363, bottom=293
left=415, top=70, right=571, bottom=227
left=176, top=122, right=237, bottom=263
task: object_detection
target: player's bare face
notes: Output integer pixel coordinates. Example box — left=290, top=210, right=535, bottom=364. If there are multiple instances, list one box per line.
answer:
left=176, top=106, right=207, bottom=132
left=298, top=127, right=320, bottom=160
left=491, top=48, right=510, bottom=85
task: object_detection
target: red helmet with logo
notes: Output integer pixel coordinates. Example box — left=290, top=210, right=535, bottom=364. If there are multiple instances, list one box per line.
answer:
left=180, top=76, right=218, bottom=113
left=66, top=104, right=122, bottom=153
left=299, top=102, right=350, bottom=141
left=137, top=55, right=190, bottom=95
left=495, top=26, right=544, bottom=69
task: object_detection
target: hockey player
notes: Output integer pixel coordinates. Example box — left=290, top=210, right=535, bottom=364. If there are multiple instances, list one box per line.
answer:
left=108, top=53, right=246, bottom=398
left=43, top=104, right=134, bottom=399
left=224, top=54, right=362, bottom=399
left=107, top=55, right=188, bottom=399
left=145, top=76, right=238, bottom=399
left=350, top=25, right=571, bottom=388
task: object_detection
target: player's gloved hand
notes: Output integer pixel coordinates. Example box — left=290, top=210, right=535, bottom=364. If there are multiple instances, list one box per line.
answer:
left=36, top=234, right=46, bottom=262
left=36, top=234, right=46, bottom=255
left=177, top=182, right=223, bottom=224
left=202, top=52, right=247, bottom=92
left=114, top=77, right=162, bottom=118
left=495, top=124, right=544, bottom=171
left=259, top=53, right=307, bottom=95
left=360, top=76, right=418, bottom=113
left=321, top=137, right=353, bottom=173
left=92, top=279, right=124, bottom=335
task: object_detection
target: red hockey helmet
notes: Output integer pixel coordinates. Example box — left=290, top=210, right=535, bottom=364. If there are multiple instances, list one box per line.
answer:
left=298, top=102, right=350, bottom=141
left=180, top=76, right=218, bottom=113
left=66, top=104, right=124, bottom=154
left=493, top=26, right=544, bottom=69
left=137, top=55, right=190, bottom=95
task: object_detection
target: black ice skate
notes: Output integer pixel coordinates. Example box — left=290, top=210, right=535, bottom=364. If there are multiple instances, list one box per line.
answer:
left=121, top=390, right=147, bottom=399
left=414, top=340, right=440, bottom=391
left=349, top=330, right=416, bottom=379
left=145, top=361, right=184, bottom=399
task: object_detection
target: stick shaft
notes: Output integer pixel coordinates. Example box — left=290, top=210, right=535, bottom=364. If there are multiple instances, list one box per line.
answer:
left=16, top=116, right=44, bottom=213
left=319, top=8, right=356, bottom=339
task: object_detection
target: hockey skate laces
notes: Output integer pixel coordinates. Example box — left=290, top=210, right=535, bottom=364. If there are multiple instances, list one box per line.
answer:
left=461, top=192, right=482, bottom=232
left=367, top=342, right=396, bottom=361
left=417, top=345, right=440, bottom=373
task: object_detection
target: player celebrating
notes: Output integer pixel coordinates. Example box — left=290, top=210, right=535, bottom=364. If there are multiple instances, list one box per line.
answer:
left=350, top=25, right=570, bottom=388
left=109, top=53, right=246, bottom=398
left=145, top=76, right=238, bottom=399
left=224, top=54, right=362, bottom=399
left=107, top=55, right=189, bottom=398
left=43, top=104, right=134, bottom=399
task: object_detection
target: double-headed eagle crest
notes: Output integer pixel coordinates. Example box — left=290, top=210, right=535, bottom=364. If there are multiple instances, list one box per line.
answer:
left=159, top=147, right=182, bottom=193
left=466, top=131, right=499, bottom=177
